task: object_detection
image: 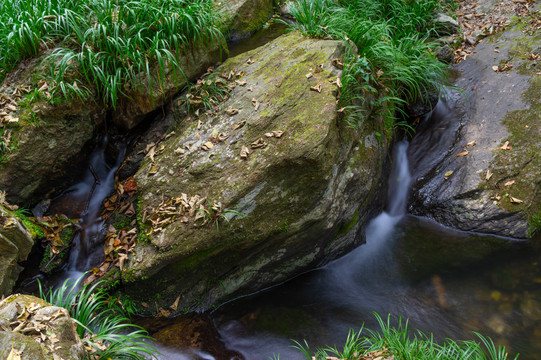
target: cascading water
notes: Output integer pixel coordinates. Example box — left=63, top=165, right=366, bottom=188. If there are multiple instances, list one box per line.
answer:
left=29, top=135, right=126, bottom=288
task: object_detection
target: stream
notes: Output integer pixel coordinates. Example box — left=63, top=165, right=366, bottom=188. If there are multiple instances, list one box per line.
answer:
left=17, top=26, right=541, bottom=360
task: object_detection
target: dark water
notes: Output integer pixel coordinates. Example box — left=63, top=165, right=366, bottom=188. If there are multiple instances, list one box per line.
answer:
left=148, top=140, right=540, bottom=360
left=227, top=22, right=288, bottom=59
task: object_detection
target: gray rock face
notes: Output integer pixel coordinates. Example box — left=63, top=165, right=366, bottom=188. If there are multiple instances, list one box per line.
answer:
left=409, top=28, right=541, bottom=238
left=0, top=205, right=35, bottom=297
left=433, top=13, right=459, bottom=36
left=122, top=31, right=390, bottom=312
left=219, top=0, right=275, bottom=41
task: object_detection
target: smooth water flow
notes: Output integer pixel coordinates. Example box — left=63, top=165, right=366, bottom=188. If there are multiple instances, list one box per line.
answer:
left=34, top=136, right=126, bottom=286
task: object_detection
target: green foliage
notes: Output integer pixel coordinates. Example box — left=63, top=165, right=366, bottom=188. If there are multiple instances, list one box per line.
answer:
left=289, top=313, right=518, bottom=360
left=196, top=200, right=246, bottom=230
left=178, top=72, right=232, bottom=115
left=0, top=0, right=225, bottom=108
left=528, top=213, right=541, bottom=237
left=13, top=207, right=44, bottom=238
left=39, top=275, right=159, bottom=359
left=287, top=0, right=447, bottom=130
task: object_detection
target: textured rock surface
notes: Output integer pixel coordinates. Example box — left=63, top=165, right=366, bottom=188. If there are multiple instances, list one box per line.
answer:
left=409, top=27, right=541, bottom=238
left=122, top=31, right=390, bottom=312
left=219, top=0, right=275, bottom=41
left=0, top=205, right=35, bottom=297
left=0, top=294, right=86, bottom=360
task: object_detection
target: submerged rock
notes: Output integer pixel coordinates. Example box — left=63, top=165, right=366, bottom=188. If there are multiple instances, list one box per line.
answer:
left=122, top=31, right=389, bottom=312
left=409, top=27, right=541, bottom=238
left=0, top=205, right=36, bottom=297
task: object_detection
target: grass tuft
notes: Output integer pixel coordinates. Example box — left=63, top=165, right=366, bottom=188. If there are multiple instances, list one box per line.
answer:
left=0, top=0, right=225, bottom=109
left=286, top=0, right=447, bottom=131
left=39, top=275, right=158, bottom=359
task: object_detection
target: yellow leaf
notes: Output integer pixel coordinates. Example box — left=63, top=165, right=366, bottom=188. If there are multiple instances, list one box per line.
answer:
left=6, top=347, right=21, bottom=360
left=444, top=171, right=453, bottom=177
left=467, top=140, right=476, bottom=146
left=457, top=150, right=469, bottom=156
left=504, top=180, right=515, bottom=187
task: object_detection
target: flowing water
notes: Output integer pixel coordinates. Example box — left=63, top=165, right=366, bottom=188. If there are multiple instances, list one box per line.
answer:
left=147, top=138, right=540, bottom=360
left=24, top=136, right=126, bottom=289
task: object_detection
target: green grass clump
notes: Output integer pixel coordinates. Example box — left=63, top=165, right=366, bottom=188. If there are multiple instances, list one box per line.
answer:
left=287, top=0, right=447, bottom=130
left=39, top=275, right=158, bottom=359
left=282, top=313, right=518, bottom=360
left=0, top=0, right=225, bottom=108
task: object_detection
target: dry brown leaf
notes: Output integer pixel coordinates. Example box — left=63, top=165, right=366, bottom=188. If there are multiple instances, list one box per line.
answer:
left=504, top=180, right=516, bottom=186
left=202, top=141, right=214, bottom=150
left=310, top=84, right=322, bottom=93
left=273, top=130, right=284, bottom=138
left=490, top=195, right=501, bottom=200
left=486, top=169, right=493, bottom=180
left=197, top=120, right=203, bottom=130
left=510, top=196, right=523, bottom=204
left=226, top=108, right=239, bottom=116
left=170, top=296, right=181, bottom=311
left=314, top=64, right=324, bottom=73
left=240, top=146, right=250, bottom=159
left=247, top=58, right=255, bottom=64
left=247, top=86, right=253, bottom=92
left=500, top=141, right=512, bottom=150
left=305, top=72, right=313, bottom=79
left=251, top=98, right=260, bottom=110
left=236, top=80, right=247, bottom=86
left=232, top=120, right=246, bottom=130
left=264, top=132, right=274, bottom=138
left=6, top=347, right=22, bottom=360
left=332, top=58, right=344, bottom=68
left=492, top=65, right=499, bottom=71
left=467, top=140, right=476, bottom=146
left=251, top=138, right=267, bottom=149
left=457, top=150, right=470, bottom=156
left=148, top=165, right=160, bottom=175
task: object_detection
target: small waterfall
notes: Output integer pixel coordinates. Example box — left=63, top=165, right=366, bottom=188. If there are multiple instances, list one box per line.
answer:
left=40, top=136, right=126, bottom=284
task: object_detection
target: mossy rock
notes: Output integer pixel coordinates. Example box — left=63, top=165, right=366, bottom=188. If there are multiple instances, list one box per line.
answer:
left=219, top=0, right=275, bottom=41
left=122, top=31, right=390, bottom=313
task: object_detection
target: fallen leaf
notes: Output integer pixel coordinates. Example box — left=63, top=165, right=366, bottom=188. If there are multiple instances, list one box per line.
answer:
left=444, top=171, right=454, bottom=177
left=314, top=64, right=324, bottom=73
left=197, top=120, right=203, bottom=130
left=332, top=58, right=344, bottom=68
left=240, top=146, right=250, bottom=159
left=202, top=141, right=214, bottom=150
left=510, top=196, right=523, bottom=204
left=264, top=132, right=274, bottom=138
left=486, top=169, right=493, bottom=180
left=6, top=347, right=22, bottom=360
left=218, top=132, right=230, bottom=142
left=148, top=165, right=160, bottom=175
left=247, top=86, right=253, bottom=92
left=174, top=147, right=185, bottom=155
left=490, top=195, right=501, bottom=201
left=272, top=130, right=284, bottom=138
left=500, top=141, right=512, bottom=150
left=457, top=150, right=470, bottom=156
left=492, top=65, right=500, bottom=71
left=247, top=58, right=255, bottom=64
left=310, top=84, right=322, bottom=93
left=170, top=296, right=181, bottom=311
left=251, top=138, right=267, bottom=149
left=232, top=120, right=246, bottom=130
left=235, top=80, right=247, bottom=86
left=211, top=129, right=219, bottom=140
left=467, top=140, right=476, bottom=146
left=504, top=180, right=515, bottom=186
left=251, top=98, right=260, bottom=110
left=305, top=72, right=313, bottom=79
left=226, top=108, right=239, bottom=116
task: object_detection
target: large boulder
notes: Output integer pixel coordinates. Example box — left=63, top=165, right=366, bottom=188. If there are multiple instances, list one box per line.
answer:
left=0, top=205, right=36, bottom=297
left=0, top=294, right=86, bottom=360
left=409, top=27, right=541, bottom=239
left=121, top=31, right=390, bottom=312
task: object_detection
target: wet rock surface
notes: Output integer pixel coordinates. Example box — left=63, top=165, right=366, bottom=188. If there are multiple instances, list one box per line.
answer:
left=121, top=31, right=390, bottom=312
left=409, top=25, right=541, bottom=238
